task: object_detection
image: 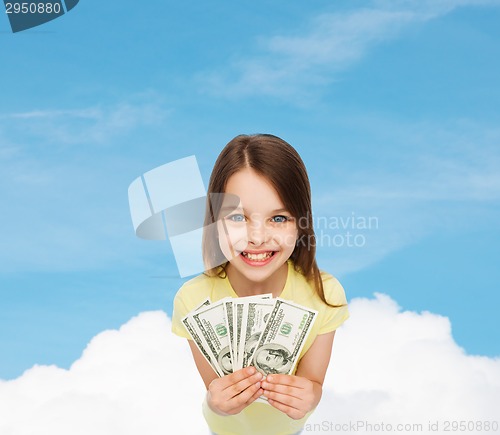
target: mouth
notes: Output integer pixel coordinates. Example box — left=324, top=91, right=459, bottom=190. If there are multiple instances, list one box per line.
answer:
left=240, top=250, right=276, bottom=264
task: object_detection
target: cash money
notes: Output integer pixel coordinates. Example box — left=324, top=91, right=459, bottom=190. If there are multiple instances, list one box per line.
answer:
left=240, top=299, right=275, bottom=368
left=222, top=299, right=235, bottom=371
left=182, top=298, right=225, bottom=376
left=182, top=295, right=316, bottom=378
left=235, top=294, right=272, bottom=371
left=191, top=298, right=233, bottom=375
left=233, top=300, right=245, bottom=370
left=251, top=298, right=317, bottom=376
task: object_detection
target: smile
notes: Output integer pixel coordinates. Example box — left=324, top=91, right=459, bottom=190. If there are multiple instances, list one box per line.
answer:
left=240, top=251, right=275, bottom=263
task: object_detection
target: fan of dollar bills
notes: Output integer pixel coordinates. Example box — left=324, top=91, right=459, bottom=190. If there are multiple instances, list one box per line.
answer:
left=182, top=295, right=318, bottom=377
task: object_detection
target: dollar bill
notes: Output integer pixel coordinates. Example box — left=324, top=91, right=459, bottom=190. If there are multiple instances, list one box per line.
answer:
left=234, top=294, right=273, bottom=371
left=233, top=301, right=244, bottom=370
left=250, top=298, right=317, bottom=375
left=192, top=298, right=234, bottom=375
left=182, top=298, right=225, bottom=376
left=181, top=298, right=211, bottom=342
left=222, top=299, right=235, bottom=371
left=240, top=299, right=275, bottom=368
left=193, top=298, right=211, bottom=311
left=183, top=294, right=311, bottom=381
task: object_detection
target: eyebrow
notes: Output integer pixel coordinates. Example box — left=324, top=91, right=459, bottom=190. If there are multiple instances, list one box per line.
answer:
left=220, top=205, right=243, bottom=213
left=219, top=206, right=290, bottom=214
left=271, top=208, right=290, bottom=214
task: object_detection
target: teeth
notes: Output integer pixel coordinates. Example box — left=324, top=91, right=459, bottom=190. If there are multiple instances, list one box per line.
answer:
left=242, top=251, right=273, bottom=261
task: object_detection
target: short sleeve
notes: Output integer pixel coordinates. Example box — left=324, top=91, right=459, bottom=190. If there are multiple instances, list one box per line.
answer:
left=171, top=289, right=191, bottom=339
left=319, top=274, right=349, bottom=334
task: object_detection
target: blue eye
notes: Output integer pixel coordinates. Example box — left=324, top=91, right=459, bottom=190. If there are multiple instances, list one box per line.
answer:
left=272, top=215, right=289, bottom=223
left=228, top=214, right=245, bottom=222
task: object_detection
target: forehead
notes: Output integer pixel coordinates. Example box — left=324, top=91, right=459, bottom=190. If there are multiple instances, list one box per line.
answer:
left=224, top=168, right=285, bottom=211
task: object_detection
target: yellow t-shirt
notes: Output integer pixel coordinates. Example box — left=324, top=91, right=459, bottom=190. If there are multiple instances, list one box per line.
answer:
left=171, top=260, right=349, bottom=435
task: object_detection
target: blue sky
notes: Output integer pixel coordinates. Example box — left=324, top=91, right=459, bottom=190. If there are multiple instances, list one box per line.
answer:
left=1, top=0, right=499, bottom=380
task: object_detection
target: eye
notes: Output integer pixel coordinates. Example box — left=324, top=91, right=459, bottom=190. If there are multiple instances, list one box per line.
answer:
left=271, top=215, right=289, bottom=223
left=227, top=213, right=246, bottom=222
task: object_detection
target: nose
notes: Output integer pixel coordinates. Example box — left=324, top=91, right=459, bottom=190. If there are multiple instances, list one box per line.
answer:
left=247, top=219, right=269, bottom=246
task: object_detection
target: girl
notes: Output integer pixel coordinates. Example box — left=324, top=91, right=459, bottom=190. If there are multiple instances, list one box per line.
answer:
left=171, top=134, right=349, bottom=435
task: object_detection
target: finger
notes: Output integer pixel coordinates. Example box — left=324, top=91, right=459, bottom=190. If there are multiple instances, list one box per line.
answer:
left=225, top=367, right=258, bottom=385
left=263, top=390, right=302, bottom=409
left=227, top=371, right=263, bottom=398
left=209, top=368, right=260, bottom=401
left=267, top=397, right=305, bottom=420
left=231, top=379, right=263, bottom=408
left=220, top=367, right=258, bottom=392
left=245, top=386, right=264, bottom=405
left=261, top=381, right=302, bottom=398
left=265, top=374, right=303, bottom=387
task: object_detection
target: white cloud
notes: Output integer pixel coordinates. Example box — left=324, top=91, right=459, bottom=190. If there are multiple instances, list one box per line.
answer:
left=0, top=95, right=169, bottom=146
left=0, top=312, right=207, bottom=435
left=202, top=8, right=415, bottom=101
left=310, top=294, right=500, bottom=432
left=1, top=295, right=498, bottom=434
left=0, top=151, right=139, bottom=273
left=313, top=118, right=500, bottom=276
left=201, top=0, right=500, bottom=100
left=0, top=94, right=172, bottom=273
left=374, top=0, right=500, bottom=17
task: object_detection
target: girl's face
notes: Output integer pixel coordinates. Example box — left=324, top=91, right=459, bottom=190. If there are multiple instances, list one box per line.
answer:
left=217, top=168, right=298, bottom=286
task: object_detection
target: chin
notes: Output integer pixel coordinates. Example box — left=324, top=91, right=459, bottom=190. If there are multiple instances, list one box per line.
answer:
left=236, top=256, right=287, bottom=281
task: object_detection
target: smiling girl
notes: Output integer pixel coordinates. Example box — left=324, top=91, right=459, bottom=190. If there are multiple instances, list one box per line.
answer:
left=172, top=134, right=349, bottom=435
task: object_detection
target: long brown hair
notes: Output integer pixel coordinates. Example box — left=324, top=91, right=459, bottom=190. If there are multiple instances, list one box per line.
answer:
left=203, top=134, right=338, bottom=307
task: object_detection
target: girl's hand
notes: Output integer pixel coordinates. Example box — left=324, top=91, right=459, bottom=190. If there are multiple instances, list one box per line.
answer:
left=261, top=374, right=322, bottom=420
left=207, top=366, right=264, bottom=416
